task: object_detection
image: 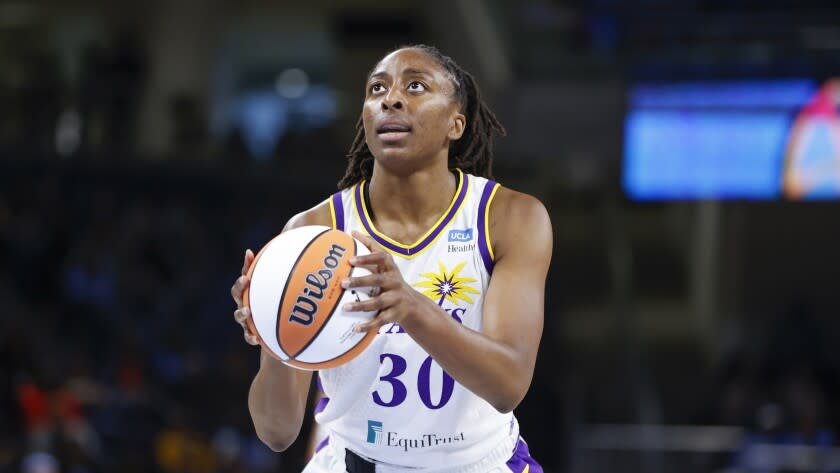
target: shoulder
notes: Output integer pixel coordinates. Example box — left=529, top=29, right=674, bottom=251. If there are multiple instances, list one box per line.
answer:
left=488, top=186, right=552, bottom=263
left=283, top=199, right=333, bottom=232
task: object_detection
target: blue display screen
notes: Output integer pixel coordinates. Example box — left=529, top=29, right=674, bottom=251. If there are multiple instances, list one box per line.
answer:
left=622, top=79, right=840, bottom=200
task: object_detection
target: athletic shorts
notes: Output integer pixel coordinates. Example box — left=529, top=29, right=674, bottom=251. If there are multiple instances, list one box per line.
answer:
left=302, top=434, right=542, bottom=473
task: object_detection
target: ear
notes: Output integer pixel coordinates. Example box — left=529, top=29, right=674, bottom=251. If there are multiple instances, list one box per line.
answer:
left=448, top=111, right=466, bottom=141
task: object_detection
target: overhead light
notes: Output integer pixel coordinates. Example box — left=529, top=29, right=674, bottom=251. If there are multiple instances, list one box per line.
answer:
left=275, top=68, right=309, bottom=99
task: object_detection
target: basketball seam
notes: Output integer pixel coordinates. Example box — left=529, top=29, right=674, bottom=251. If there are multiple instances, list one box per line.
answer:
left=289, top=235, right=357, bottom=359
left=275, top=227, right=331, bottom=359
left=288, top=330, right=376, bottom=369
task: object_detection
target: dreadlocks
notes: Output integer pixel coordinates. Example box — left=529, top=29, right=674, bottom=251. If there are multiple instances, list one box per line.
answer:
left=337, top=44, right=506, bottom=189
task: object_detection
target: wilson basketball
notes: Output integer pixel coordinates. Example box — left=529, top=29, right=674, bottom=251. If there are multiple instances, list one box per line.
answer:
left=243, top=225, right=378, bottom=370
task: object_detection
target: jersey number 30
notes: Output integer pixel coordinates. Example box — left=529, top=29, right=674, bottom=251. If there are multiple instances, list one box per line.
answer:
left=372, top=353, right=455, bottom=409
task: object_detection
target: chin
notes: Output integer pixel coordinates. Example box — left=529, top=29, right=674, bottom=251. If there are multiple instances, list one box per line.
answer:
left=373, top=148, right=430, bottom=176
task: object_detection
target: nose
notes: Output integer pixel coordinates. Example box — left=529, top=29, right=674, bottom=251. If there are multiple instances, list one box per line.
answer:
left=381, top=89, right=403, bottom=111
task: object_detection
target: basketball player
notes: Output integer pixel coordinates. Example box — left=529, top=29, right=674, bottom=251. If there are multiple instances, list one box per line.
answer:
left=231, top=45, right=552, bottom=472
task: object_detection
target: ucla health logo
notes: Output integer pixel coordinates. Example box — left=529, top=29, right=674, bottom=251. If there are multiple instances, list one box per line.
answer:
left=447, top=228, right=473, bottom=242
left=367, top=420, right=383, bottom=444
left=447, top=229, right=476, bottom=253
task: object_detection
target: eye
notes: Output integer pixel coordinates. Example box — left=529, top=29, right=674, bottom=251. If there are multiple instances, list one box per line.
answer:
left=408, top=81, right=426, bottom=92
left=369, top=83, right=386, bottom=94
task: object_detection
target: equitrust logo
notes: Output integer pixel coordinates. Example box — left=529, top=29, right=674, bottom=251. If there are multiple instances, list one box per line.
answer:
left=364, top=420, right=465, bottom=451
left=367, top=420, right=383, bottom=445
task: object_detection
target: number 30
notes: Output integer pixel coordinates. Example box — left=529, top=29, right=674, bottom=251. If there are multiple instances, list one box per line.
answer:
left=372, top=353, right=455, bottom=409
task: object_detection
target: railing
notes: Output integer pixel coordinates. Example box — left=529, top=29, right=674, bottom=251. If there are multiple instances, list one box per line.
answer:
left=573, top=424, right=840, bottom=473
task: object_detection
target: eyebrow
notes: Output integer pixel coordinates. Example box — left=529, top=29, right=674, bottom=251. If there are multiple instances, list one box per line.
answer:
left=368, top=68, right=433, bottom=81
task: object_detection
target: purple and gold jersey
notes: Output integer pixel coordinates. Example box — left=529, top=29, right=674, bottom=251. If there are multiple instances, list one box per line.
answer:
left=314, top=170, right=521, bottom=469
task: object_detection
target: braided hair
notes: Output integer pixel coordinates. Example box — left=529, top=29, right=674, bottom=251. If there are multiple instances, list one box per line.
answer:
left=337, top=44, right=506, bottom=189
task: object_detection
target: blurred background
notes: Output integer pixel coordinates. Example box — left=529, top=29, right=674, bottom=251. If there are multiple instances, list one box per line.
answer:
left=1, top=0, right=840, bottom=472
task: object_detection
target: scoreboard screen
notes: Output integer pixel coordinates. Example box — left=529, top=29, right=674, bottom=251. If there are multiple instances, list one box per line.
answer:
left=622, top=79, right=840, bottom=200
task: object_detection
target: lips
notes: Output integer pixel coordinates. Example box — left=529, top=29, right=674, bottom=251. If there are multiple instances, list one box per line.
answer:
left=376, top=120, right=412, bottom=134
left=375, top=119, right=412, bottom=145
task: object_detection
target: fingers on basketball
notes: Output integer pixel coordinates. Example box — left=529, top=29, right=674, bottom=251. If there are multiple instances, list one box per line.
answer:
left=231, top=275, right=250, bottom=306
left=234, top=307, right=260, bottom=346
left=351, top=231, right=381, bottom=253
left=241, top=249, right=254, bottom=275
left=244, top=331, right=259, bottom=346
left=356, top=309, right=391, bottom=332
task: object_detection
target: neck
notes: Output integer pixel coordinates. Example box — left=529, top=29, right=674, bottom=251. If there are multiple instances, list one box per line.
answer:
left=367, top=162, right=456, bottom=226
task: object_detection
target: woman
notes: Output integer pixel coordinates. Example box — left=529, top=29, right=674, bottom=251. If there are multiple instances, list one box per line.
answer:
left=231, top=45, right=552, bottom=472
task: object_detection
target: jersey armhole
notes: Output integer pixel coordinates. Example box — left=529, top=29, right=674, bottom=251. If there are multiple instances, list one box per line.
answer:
left=477, top=181, right=500, bottom=275
left=329, top=192, right=345, bottom=231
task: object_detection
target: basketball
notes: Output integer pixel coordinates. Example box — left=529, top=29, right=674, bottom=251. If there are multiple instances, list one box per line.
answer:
left=243, top=225, right=378, bottom=370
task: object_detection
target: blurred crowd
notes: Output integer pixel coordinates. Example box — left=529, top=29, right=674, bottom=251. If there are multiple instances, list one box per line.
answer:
left=716, top=300, right=840, bottom=471
left=0, top=168, right=326, bottom=473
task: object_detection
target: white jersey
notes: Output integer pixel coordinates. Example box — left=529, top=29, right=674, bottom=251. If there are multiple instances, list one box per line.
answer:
left=316, top=169, right=520, bottom=469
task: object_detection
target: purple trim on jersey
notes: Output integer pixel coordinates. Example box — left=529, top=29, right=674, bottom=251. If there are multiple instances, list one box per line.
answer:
left=477, top=180, right=497, bottom=274
left=506, top=438, right=543, bottom=473
left=315, top=435, right=330, bottom=453
left=331, top=192, right=345, bottom=231
left=353, top=173, right=469, bottom=257
left=313, top=397, right=329, bottom=415
left=313, top=373, right=329, bottom=414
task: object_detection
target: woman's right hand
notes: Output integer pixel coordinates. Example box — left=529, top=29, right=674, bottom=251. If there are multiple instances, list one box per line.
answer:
left=231, top=249, right=259, bottom=346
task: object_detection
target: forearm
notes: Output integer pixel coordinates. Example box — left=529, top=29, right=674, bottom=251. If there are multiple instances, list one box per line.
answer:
left=401, top=299, right=533, bottom=413
left=248, top=349, right=311, bottom=451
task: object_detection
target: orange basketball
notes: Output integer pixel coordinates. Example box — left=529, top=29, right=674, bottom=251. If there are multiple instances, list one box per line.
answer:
left=243, top=225, right=378, bottom=370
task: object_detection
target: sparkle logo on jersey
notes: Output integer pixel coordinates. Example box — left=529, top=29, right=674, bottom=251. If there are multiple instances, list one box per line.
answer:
left=415, top=261, right=480, bottom=307
left=381, top=261, right=479, bottom=334
left=367, top=420, right=383, bottom=444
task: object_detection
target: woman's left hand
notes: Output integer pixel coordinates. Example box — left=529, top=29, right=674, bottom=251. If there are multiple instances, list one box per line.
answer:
left=342, top=231, right=426, bottom=333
